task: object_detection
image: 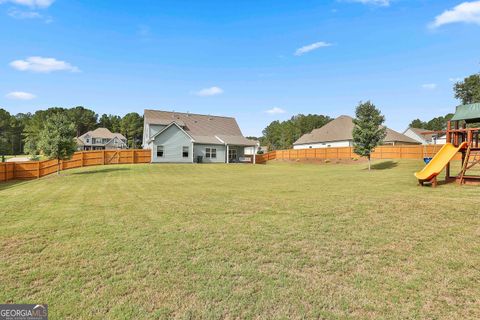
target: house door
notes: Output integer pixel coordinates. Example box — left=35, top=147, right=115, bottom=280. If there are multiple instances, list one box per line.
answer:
left=228, top=148, right=237, bottom=162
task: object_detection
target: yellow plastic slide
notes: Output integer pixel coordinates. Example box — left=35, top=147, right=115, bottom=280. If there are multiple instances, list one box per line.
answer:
left=414, top=142, right=467, bottom=181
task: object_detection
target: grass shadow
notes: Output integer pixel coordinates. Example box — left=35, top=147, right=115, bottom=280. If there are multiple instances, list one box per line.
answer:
left=72, top=167, right=131, bottom=175
left=0, top=180, right=32, bottom=192
left=370, top=161, right=399, bottom=170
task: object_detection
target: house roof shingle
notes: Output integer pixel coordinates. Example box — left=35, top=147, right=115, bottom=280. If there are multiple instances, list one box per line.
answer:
left=294, top=115, right=419, bottom=145
left=82, top=128, right=127, bottom=140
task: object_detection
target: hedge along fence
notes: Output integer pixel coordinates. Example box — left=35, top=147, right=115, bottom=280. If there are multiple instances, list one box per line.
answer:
left=255, top=144, right=462, bottom=163
left=0, top=149, right=151, bottom=182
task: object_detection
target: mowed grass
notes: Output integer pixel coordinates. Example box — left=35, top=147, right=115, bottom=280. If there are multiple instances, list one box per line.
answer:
left=0, top=160, right=479, bottom=319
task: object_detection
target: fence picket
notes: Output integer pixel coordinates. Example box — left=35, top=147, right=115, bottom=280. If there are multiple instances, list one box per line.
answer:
left=254, top=145, right=459, bottom=163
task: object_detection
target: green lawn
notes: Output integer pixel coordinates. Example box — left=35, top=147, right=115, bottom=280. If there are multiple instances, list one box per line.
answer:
left=1, top=161, right=479, bottom=319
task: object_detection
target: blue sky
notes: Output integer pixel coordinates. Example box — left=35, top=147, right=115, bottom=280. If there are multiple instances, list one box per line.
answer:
left=1, top=0, right=479, bottom=136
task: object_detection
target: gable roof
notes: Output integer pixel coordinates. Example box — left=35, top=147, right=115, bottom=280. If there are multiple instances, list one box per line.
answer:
left=294, top=115, right=419, bottom=145
left=144, top=109, right=256, bottom=146
left=81, top=128, right=127, bottom=140
left=78, top=128, right=127, bottom=145
left=404, top=127, right=446, bottom=142
left=148, top=121, right=195, bottom=142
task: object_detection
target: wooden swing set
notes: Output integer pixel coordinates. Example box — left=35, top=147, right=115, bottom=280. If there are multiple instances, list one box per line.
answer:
left=420, top=103, right=480, bottom=186
left=445, top=121, right=480, bottom=185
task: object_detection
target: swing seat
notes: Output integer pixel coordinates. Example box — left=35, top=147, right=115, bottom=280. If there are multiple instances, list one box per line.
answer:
left=423, top=157, right=432, bottom=164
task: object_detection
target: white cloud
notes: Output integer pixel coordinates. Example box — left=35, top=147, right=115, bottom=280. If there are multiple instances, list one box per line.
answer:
left=347, top=0, right=390, bottom=6
left=422, top=83, right=437, bottom=90
left=430, top=1, right=480, bottom=28
left=6, top=91, right=36, bottom=100
left=0, top=0, right=55, bottom=8
left=294, top=41, right=332, bottom=56
left=265, top=107, right=286, bottom=115
left=10, top=56, right=80, bottom=73
left=195, top=86, right=223, bottom=97
left=449, top=77, right=463, bottom=82
left=7, top=8, right=41, bottom=19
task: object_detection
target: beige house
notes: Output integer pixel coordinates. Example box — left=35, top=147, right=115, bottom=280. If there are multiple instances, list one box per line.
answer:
left=293, top=115, right=419, bottom=149
left=76, top=128, right=128, bottom=151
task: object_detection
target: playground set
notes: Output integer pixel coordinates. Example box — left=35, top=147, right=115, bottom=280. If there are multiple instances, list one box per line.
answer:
left=415, top=103, right=480, bottom=187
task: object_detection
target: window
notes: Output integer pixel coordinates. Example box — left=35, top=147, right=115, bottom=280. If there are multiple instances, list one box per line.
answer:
left=183, top=146, right=189, bottom=158
left=86, top=138, right=90, bottom=143
left=157, top=145, right=164, bottom=157
left=206, top=147, right=217, bottom=159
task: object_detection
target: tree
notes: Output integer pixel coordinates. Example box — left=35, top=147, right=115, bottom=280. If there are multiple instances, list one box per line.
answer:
left=352, top=101, right=387, bottom=170
left=0, top=108, right=11, bottom=161
left=68, top=106, right=97, bottom=137
left=37, top=113, right=77, bottom=174
left=454, top=74, right=480, bottom=105
left=11, top=113, right=31, bottom=155
left=120, top=113, right=143, bottom=148
left=409, top=119, right=426, bottom=129
left=99, top=114, right=122, bottom=132
left=408, top=113, right=454, bottom=131
left=261, top=114, right=332, bottom=150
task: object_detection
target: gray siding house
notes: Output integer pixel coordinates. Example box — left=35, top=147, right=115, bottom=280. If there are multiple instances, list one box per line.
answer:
left=142, top=109, right=257, bottom=163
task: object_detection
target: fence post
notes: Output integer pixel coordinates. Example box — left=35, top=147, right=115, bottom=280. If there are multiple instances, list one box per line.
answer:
left=132, top=150, right=135, bottom=164
left=81, top=152, right=84, bottom=167
left=103, top=150, right=106, bottom=165
left=37, top=161, right=40, bottom=178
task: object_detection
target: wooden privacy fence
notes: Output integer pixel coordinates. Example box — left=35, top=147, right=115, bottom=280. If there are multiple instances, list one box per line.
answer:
left=0, top=149, right=151, bottom=182
left=255, top=145, right=462, bottom=163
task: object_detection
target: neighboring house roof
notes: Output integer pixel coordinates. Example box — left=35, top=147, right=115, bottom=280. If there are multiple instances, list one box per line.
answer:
left=144, top=109, right=256, bottom=146
left=294, top=115, right=419, bottom=145
left=78, top=128, right=127, bottom=145
left=86, top=128, right=127, bottom=140
left=404, top=127, right=446, bottom=143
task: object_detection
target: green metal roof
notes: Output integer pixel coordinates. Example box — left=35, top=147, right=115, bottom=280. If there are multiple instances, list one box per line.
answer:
left=451, top=103, right=480, bottom=122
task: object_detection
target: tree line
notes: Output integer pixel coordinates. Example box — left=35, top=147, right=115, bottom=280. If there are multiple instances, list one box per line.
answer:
left=408, top=73, right=480, bottom=131
left=259, top=114, right=333, bottom=150
left=259, top=73, right=480, bottom=150
left=0, top=106, right=143, bottom=157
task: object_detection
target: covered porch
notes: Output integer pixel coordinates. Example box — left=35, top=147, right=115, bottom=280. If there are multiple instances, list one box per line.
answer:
left=216, top=135, right=258, bottom=164
left=225, top=145, right=256, bottom=164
